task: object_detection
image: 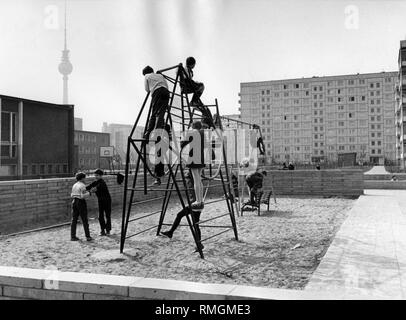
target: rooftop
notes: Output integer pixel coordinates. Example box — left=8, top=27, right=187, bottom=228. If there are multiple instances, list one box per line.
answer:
left=241, top=71, right=398, bottom=87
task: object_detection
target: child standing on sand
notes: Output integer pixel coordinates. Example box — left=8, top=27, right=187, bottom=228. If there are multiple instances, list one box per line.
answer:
left=70, top=172, right=93, bottom=241
left=86, top=169, right=112, bottom=236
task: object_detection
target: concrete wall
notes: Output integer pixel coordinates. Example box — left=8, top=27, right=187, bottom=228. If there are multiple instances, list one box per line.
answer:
left=0, top=266, right=370, bottom=300
left=364, top=173, right=406, bottom=180
left=266, top=170, right=364, bottom=197
left=0, top=170, right=363, bottom=234
left=364, top=181, right=406, bottom=189
left=0, top=175, right=127, bottom=235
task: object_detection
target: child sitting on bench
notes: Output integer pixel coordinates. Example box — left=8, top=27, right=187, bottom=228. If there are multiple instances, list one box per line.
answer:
left=246, top=170, right=267, bottom=205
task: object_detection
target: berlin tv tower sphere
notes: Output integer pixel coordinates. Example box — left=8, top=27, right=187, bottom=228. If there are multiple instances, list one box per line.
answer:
left=59, top=58, right=73, bottom=75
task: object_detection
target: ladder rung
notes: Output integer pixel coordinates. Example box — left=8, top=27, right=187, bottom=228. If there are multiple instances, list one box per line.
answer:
left=203, top=198, right=228, bottom=206
left=200, top=229, right=232, bottom=243
left=132, top=196, right=167, bottom=206
left=128, top=210, right=161, bottom=223
left=196, top=213, right=229, bottom=225
left=126, top=225, right=158, bottom=239
left=160, top=223, right=232, bottom=229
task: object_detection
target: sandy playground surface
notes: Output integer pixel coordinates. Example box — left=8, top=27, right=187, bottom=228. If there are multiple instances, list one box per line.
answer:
left=0, top=196, right=354, bottom=289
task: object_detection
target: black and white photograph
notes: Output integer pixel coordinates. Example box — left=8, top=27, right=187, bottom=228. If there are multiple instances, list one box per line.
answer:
left=0, top=0, right=406, bottom=312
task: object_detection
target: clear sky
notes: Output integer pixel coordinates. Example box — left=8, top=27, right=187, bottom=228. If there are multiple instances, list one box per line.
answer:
left=1, top=0, right=406, bottom=132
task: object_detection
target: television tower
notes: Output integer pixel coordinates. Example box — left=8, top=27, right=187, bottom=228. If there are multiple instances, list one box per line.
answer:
left=58, top=0, right=73, bottom=105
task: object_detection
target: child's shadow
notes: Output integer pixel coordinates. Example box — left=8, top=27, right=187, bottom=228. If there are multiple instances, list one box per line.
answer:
left=260, top=210, right=293, bottom=219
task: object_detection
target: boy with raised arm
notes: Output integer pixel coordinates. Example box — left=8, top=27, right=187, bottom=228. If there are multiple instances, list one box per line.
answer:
left=86, top=169, right=112, bottom=236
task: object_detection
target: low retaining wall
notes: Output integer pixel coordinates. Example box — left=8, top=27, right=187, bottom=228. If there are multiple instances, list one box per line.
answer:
left=0, top=176, right=124, bottom=235
left=0, top=169, right=363, bottom=234
left=0, top=173, right=226, bottom=235
left=364, top=174, right=406, bottom=181
left=364, top=180, right=406, bottom=190
left=0, top=266, right=369, bottom=300
left=266, top=170, right=364, bottom=197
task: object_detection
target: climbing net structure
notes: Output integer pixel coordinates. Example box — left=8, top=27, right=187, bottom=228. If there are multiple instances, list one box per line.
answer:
left=119, top=63, right=239, bottom=259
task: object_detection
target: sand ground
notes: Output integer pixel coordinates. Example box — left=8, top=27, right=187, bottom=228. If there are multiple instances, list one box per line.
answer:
left=0, top=196, right=354, bottom=289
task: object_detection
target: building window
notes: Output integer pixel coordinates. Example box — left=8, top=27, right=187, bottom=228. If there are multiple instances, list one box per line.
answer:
left=40, top=165, right=45, bottom=175
left=1, top=111, right=17, bottom=159
left=31, top=165, right=37, bottom=175
left=48, top=165, right=53, bottom=174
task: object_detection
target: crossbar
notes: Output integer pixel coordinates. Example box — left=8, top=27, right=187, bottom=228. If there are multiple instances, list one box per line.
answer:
left=128, top=210, right=161, bottom=223
left=131, top=196, right=167, bottom=206
left=195, top=213, right=230, bottom=225
left=126, top=225, right=158, bottom=239
left=200, top=229, right=232, bottom=243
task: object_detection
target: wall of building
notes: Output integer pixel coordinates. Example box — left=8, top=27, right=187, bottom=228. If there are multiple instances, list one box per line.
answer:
left=0, top=95, right=74, bottom=180
left=395, top=40, right=406, bottom=169
left=23, top=101, right=74, bottom=177
left=240, top=72, right=397, bottom=165
left=102, top=123, right=144, bottom=165
left=74, top=130, right=110, bottom=171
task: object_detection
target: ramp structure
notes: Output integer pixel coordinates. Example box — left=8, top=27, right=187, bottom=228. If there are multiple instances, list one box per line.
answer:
left=119, top=63, right=239, bottom=259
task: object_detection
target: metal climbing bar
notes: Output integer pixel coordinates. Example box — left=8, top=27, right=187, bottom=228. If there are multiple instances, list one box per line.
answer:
left=195, top=213, right=230, bottom=225
left=120, top=62, right=239, bottom=259
left=160, top=223, right=233, bottom=229
left=128, top=210, right=161, bottom=223
left=200, top=229, right=232, bottom=243
left=126, top=225, right=158, bottom=239
left=132, top=196, right=166, bottom=206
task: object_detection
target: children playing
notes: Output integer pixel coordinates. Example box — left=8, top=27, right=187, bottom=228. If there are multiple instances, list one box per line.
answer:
left=86, top=169, right=112, bottom=236
left=246, top=170, right=267, bottom=205
left=182, top=57, right=215, bottom=129
left=70, top=172, right=93, bottom=241
left=143, top=65, right=170, bottom=185
left=185, top=57, right=205, bottom=106
left=161, top=172, right=204, bottom=251
left=181, top=121, right=206, bottom=210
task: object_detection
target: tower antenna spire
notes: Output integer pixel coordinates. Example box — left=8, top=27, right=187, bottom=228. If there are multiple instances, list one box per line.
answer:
left=64, top=0, right=67, bottom=50
left=58, top=0, right=73, bottom=105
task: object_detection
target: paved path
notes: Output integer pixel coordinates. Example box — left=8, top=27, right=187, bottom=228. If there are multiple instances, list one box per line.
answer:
left=364, top=166, right=390, bottom=175
left=306, top=190, right=406, bottom=299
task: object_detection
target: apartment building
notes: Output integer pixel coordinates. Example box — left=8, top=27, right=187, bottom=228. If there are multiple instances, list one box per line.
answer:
left=102, top=123, right=144, bottom=164
left=396, top=40, right=406, bottom=168
left=73, top=130, right=110, bottom=171
left=240, top=72, right=397, bottom=165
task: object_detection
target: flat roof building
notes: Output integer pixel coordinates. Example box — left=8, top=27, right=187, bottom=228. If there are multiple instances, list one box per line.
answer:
left=0, top=94, right=74, bottom=180
left=240, top=72, right=397, bottom=165
left=395, top=40, right=406, bottom=168
left=73, top=130, right=110, bottom=172
left=102, top=122, right=144, bottom=164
